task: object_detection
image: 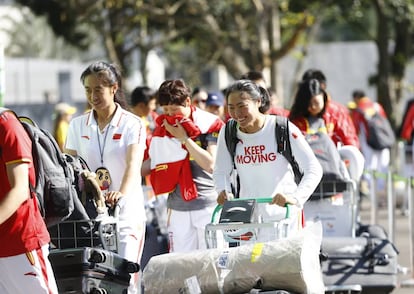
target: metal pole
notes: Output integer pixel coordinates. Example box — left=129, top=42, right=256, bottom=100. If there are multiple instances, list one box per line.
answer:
left=370, top=170, right=378, bottom=225
left=409, top=178, right=414, bottom=278
left=402, top=177, right=414, bottom=287
left=387, top=170, right=395, bottom=243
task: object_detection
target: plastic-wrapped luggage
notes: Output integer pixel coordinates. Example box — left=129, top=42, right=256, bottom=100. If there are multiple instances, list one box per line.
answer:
left=142, top=221, right=324, bottom=294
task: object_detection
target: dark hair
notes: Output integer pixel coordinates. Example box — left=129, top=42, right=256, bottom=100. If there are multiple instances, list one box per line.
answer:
left=157, top=79, right=191, bottom=106
left=225, top=79, right=270, bottom=110
left=240, top=71, right=265, bottom=82
left=289, top=79, right=328, bottom=120
left=130, top=86, right=156, bottom=107
left=191, top=86, right=207, bottom=97
left=259, top=91, right=271, bottom=113
left=80, top=61, right=127, bottom=109
left=352, top=89, right=366, bottom=99
left=301, top=69, right=327, bottom=85
left=258, top=87, right=278, bottom=114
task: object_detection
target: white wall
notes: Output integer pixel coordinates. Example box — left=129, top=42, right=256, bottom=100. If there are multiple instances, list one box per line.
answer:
left=3, top=51, right=166, bottom=104
left=4, top=58, right=89, bottom=104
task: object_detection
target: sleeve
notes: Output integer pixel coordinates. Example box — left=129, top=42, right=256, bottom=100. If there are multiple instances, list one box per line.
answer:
left=204, top=129, right=220, bottom=144
left=401, top=106, right=414, bottom=141
left=212, top=126, right=234, bottom=195
left=1, top=113, right=32, bottom=164
left=288, top=122, right=323, bottom=207
left=65, top=119, right=78, bottom=151
left=334, top=111, right=360, bottom=148
left=127, top=117, right=147, bottom=149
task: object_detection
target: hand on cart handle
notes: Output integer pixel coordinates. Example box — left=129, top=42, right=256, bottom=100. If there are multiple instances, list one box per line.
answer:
left=104, top=191, right=123, bottom=207
left=105, top=191, right=124, bottom=216
left=217, top=190, right=234, bottom=205
left=271, top=193, right=298, bottom=207
left=212, top=196, right=291, bottom=224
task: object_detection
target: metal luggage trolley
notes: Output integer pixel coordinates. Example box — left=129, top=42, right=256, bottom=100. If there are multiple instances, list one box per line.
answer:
left=205, top=197, right=293, bottom=250
left=49, top=209, right=120, bottom=253
left=204, top=198, right=309, bottom=294
left=48, top=206, right=143, bottom=294
left=304, top=180, right=358, bottom=238
left=304, top=180, right=363, bottom=294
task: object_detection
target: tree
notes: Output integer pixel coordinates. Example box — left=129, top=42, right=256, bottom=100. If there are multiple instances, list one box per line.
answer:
left=292, top=0, right=414, bottom=127
left=14, top=0, right=313, bottom=93
left=371, top=0, right=414, bottom=127
left=1, top=6, right=87, bottom=60
left=326, top=0, right=414, bottom=127
left=16, top=0, right=414, bottom=127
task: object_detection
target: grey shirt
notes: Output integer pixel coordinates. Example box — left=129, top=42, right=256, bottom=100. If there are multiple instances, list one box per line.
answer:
left=167, top=132, right=218, bottom=211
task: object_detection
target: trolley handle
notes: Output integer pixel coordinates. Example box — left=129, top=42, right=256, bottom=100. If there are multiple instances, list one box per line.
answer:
left=211, top=197, right=291, bottom=223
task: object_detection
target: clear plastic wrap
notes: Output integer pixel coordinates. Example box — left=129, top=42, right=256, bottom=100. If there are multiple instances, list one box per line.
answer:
left=142, top=222, right=324, bottom=294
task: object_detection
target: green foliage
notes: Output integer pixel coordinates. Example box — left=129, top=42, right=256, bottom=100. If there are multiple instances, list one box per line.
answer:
left=14, top=0, right=312, bottom=81
left=2, top=7, right=90, bottom=59
left=15, top=0, right=91, bottom=50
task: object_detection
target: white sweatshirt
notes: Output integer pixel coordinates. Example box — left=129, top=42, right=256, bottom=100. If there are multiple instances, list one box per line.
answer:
left=213, top=115, right=323, bottom=223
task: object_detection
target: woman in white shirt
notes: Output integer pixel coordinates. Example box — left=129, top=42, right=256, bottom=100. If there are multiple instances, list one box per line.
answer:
left=213, top=79, right=322, bottom=238
left=65, top=61, right=146, bottom=294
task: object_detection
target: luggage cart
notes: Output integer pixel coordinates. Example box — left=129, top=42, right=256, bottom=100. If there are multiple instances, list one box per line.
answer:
left=304, top=180, right=358, bottom=237
left=143, top=198, right=326, bottom=294
left=304, top=180, right=366, bottom=294
left=205, top=197, right=294, bottom=249
left=49, top=215, right=120, bottom=253
left=204, top=198, right=306, bottom=294
left=49, top=205, right=120, bottom=253
left=48, top=207, right=141, bottom=294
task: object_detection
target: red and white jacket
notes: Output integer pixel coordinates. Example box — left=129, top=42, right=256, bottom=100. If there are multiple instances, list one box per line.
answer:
left=149, top=107, right=224, bottom=201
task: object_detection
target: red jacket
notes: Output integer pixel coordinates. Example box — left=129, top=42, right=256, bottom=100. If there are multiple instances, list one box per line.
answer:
left=268, top=106, right=290, bottom=117
left=400, top=102, right=414, bottom=142
left=149, top=107, right=224, bottom=201
left=291, top=99, right=360, bottom=148
left=325, top=99, right=360, bottom=148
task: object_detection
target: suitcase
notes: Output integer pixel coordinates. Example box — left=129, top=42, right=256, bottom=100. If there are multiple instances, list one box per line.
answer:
left=320, top=236, right=399, bottom=294
left=49, top=247, right=140, bottom=294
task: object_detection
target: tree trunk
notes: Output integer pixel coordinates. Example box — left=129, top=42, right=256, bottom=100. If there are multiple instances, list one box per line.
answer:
left=373, top=0, right=395, bottom=127
left=268, top=1, right=284, bottom=104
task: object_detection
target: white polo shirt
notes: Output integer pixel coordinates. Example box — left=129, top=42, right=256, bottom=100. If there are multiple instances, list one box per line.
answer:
left=66, top=104, right=147, bottom=222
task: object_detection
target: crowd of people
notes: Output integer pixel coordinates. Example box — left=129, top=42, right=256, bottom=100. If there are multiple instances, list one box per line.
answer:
left=1, top=61, right=411, bottom=294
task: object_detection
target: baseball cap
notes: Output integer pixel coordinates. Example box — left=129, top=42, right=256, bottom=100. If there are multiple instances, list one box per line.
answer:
left=55, top=103, right=77, bottom=115
left=206, top=92, right=224, bottom=107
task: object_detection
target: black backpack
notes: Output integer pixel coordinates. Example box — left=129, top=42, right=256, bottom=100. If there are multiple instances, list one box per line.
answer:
left=304, top=118, right=348, bottom=182
left=359, top=108, right=396, bottom=150
left=0, top=108, right=89, bottom=226
left=224, top=116, right=303, bottom=197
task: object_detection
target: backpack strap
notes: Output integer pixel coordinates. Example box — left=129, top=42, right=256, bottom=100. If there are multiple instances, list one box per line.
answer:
left=225, top=119, right=237, bottom=166
left=275, top=116, right=303, bottom=184
left=224, top=116, right=303, bottom=197
left=224, top=119, right=240, bottom=197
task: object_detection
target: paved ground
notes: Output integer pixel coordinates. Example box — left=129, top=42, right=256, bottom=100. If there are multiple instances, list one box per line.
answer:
left=358, top=197, right=414, bottom=294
